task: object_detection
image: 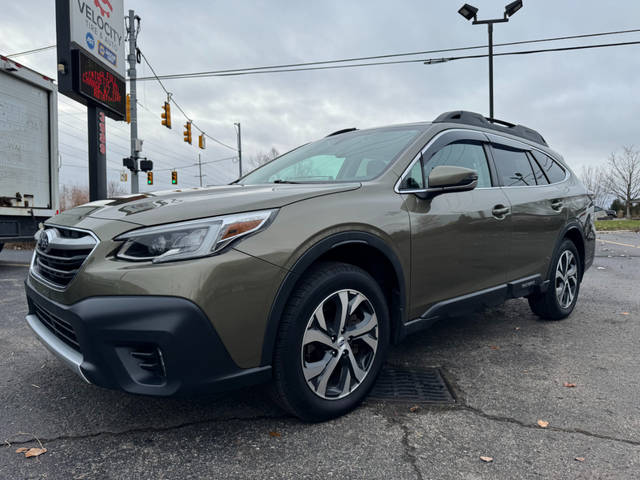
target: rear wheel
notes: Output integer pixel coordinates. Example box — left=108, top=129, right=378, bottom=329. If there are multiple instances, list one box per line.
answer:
left=528, top=239, right=581, bottom=320
left=272, top=262, right=389, bottom=421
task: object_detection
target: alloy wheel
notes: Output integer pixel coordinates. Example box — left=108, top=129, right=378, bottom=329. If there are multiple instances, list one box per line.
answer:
left=300, top=289, right=379, bottom=400
left=555, top=250, right=578, bottom=309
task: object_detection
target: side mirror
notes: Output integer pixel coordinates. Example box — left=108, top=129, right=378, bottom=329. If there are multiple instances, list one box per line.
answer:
left=415, top=165, right=478, bottom=199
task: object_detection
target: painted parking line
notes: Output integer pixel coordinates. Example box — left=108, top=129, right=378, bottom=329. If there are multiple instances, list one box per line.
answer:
left=598, top=239, right=640, bottom=249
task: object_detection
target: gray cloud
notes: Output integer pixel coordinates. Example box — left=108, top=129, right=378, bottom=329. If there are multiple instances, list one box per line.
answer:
left=2, top=0, right=640, bottom=192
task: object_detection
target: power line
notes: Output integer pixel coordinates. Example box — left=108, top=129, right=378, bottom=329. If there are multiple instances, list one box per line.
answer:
left=137, top=49, right=238, bottom=152
left=135, top=27, right=640, bottom=81
left=6, top=44, right=56, bottom=57
left=9, top=26, right=640, bottom=62
left=132, top=39, right=640, bottom=79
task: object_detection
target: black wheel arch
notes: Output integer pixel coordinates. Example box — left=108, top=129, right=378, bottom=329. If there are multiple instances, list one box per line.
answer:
left=259, top=231, right=407, bottom=366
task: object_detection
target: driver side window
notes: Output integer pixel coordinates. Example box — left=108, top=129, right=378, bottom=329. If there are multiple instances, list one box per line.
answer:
left=424, top=142, right=492, bottom=188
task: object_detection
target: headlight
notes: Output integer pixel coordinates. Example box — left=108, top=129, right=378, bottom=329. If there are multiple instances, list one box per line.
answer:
left=115, top=209, right=277, bottom=263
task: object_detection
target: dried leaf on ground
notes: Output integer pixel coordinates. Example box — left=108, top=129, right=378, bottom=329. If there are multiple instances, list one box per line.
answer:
left=621, top=312, right=630, bottom=315
left=575, top=457, right=585, bottom=462
left=489, top=345, right=500, bottom=350
left=409, top=405, right=420, bottom=412
left=537, top=420, right=549, bottom=428
left=24, top=447, right=47, bottom=458
left=479, top=456, right=493, bottom=463
left=268, top=431, right=281, bottom=437
left=563, top=382, right=577, bottom=388
left=15, top=447, right=28, bottom=453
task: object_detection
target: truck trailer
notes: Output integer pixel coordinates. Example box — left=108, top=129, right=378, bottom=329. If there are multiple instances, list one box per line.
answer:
left=0, top=55, right=59, bottom=252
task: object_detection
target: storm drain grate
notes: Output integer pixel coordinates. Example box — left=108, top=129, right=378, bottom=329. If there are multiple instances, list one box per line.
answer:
left=369, top=366, right=455, bottom=404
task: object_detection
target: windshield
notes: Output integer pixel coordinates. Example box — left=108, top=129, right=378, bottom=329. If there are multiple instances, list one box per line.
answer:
left=240, top=126, right=423, bottom=184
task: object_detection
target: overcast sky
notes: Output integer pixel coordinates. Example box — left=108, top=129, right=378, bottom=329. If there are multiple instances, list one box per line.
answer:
left=2, top=1, right=640, bottom=193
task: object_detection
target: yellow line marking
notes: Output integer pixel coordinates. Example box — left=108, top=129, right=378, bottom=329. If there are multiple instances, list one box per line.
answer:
left=0, top=263, right=30, bottom=267
left=598, top=239, right=639, bottom=248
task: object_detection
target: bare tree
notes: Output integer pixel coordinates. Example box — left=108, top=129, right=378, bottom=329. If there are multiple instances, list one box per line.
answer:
left=579, top=165, right=608, bottom=207
left=603, top=146, right=640, bottom=219
left=248, top=147, right=280, bottom=172
left=59, top=185, right=89, bottom=211
left=107, top=179, right=127, bottom=198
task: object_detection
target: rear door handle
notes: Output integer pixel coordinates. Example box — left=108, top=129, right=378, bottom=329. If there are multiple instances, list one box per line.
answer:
left=492, top=205, right=510, bottom=218
left=551, top=200, right=564, bottom=211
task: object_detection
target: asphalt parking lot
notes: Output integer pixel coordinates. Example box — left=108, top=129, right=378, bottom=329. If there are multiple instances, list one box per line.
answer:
left=1, top=233, right=639, bottom=479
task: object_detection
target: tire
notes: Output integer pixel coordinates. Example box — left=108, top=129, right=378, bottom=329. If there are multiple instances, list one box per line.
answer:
left=0, top=242, right=3, bottom=254
left=528, top=239, right=581, bottom=320
left=272, top=261, right=389, bottom=422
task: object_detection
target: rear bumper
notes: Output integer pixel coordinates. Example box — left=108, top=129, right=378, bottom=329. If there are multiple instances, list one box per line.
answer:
left=24, top=279, right=271, bottom=396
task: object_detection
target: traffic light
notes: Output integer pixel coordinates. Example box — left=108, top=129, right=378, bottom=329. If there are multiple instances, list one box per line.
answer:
left=198, top=133, right=206, bottom=149
left=147, top=171, right=153, bottom=185
left=183, top=121, right=192, bottom=144
left=161, top=102, right=171, bottom=129
left=126, top=94, right=131, bottom=124
left=171, top=170, right=178, bottom=185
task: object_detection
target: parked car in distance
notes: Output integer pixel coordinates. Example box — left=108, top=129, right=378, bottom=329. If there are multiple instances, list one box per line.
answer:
left=25, top=110, right=595, bottom=421
left=594, top=205, right=616, bottom=220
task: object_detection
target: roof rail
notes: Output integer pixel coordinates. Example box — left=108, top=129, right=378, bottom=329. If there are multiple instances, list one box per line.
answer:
left=433, top=110, right=547, bottom=146
left=326, top=128, right=357, bottom=137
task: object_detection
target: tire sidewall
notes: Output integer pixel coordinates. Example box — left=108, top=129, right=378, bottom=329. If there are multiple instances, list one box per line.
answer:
left=279, top=267, right=389, bottom=419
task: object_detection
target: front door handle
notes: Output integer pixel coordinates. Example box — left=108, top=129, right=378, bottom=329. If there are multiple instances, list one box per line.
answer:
left=492, top=205, right=510, bottom=218
left=551, top=200, right=564, bottom=211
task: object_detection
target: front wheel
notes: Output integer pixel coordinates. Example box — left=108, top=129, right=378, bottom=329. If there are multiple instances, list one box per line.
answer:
left=528, top=239, right=581, bottom=320
left=272, top=262, right=389, bottom=421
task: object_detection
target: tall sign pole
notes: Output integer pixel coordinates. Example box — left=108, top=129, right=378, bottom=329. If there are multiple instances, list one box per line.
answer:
left=127, top=10, right=140, bottom=193
left=87, top=105, right=107, bottom=200
left=55, top=0, right=127, bottom=200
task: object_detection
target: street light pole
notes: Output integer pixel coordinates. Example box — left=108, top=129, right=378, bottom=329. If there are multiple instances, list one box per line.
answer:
left=457, top=1, right=523, bottom=120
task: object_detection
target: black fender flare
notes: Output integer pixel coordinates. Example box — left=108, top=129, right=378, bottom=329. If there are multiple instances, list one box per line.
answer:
left=545, top=219, right=587, bottom=284
left=259, top=231, right=406, bottom=366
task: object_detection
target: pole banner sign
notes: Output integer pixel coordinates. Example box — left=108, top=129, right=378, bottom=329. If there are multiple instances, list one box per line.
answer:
left=56, top=0, right=126, bottom=120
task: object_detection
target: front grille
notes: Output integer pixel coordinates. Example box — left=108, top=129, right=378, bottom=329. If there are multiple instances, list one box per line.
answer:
left=31, top=226, right=97, bottom=289
left=33, top=304, right=80, bottom=351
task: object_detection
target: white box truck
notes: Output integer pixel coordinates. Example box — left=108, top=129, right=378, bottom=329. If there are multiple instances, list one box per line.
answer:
left=0, top=55, right=59, bottom=252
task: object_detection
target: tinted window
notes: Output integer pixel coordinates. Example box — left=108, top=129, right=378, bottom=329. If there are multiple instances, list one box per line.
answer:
left=527, top=153, right=549, bottom=185
left=400, top=160, right=424, bottom=189
left=532, top=151, right=566, bottom=184
left=492, top=146, right=536, bottom=186
left=241, top=127, right=422, bottom=184
left=424, top=142, right=492, bottom=188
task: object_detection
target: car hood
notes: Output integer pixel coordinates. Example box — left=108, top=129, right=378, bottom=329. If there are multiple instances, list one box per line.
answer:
left=55, top=183, right=361, bottom=227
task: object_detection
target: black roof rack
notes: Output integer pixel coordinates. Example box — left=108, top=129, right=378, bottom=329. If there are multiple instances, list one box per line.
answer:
left=433, top=111, right=547, bottom=146
left=326, top=128, right=357, bottom=137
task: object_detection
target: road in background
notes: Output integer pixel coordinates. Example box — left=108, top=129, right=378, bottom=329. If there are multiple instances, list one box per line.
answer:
left=1, top=233, right=639, bottom=479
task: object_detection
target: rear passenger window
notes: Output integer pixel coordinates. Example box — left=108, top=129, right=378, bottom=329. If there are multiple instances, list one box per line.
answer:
left=527, top=153, right=549, bottom=185
left=532, top=151, right=566, bottom=184
left=424, top=142, right=492, bottom=188
left=491, top=146, right=536, bottom=186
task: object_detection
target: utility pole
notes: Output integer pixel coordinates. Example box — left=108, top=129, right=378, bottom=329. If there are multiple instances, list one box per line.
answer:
left=235, top=122, right=242, bottom=178
left=197, top=153, right=204, bottom=187
left=127, top=10, right=141, bottom=193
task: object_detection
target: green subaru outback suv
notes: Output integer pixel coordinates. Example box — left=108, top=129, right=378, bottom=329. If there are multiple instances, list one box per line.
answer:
left=26, top=111, right=595, bottom=421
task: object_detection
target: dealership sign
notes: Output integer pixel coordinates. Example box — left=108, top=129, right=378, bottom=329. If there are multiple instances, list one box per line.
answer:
left=70, top=0, right=125, bottom=78
left=56, top=0, right=126, bottom=120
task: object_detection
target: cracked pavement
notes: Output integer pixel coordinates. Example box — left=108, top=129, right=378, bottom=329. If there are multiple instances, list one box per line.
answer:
left=1, top=233, right=639, bottom=479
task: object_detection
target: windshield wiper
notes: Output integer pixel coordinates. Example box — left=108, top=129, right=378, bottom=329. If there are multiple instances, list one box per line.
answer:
left=272, top=179, right=300, bottom=184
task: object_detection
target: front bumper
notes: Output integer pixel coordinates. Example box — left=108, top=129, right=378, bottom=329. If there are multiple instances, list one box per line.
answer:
left=25, top=279, right=271, bottom=396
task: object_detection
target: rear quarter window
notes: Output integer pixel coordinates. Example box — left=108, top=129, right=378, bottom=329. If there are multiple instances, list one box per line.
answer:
left=532, top=151, right=566, bottom=184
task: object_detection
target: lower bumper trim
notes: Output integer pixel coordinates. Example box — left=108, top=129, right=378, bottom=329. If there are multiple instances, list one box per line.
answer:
left=26, top=313, right=91, bottom=384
